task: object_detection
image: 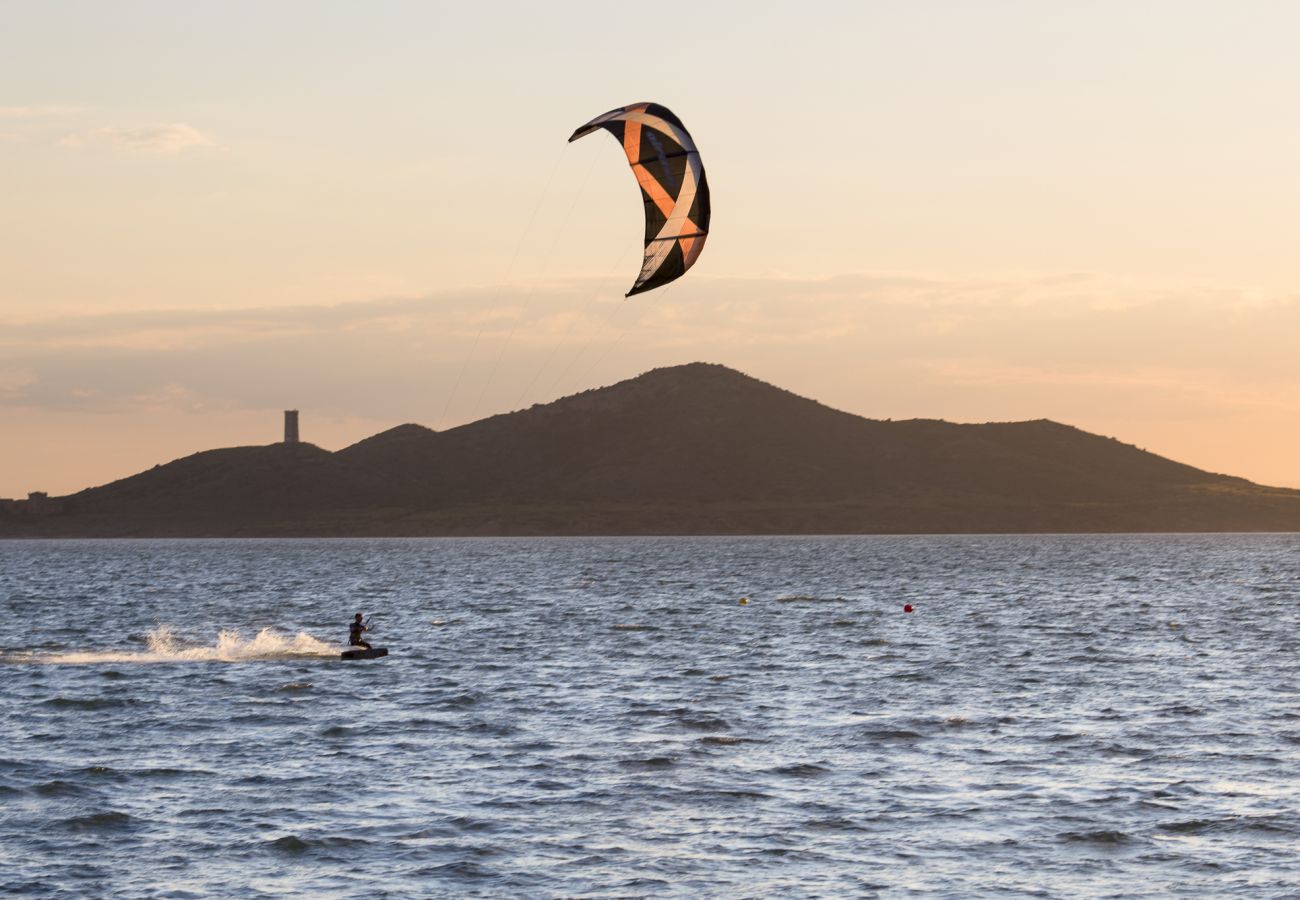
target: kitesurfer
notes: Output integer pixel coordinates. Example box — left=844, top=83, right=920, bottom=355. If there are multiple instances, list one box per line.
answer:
left=348, top=613, right=372, bottom=651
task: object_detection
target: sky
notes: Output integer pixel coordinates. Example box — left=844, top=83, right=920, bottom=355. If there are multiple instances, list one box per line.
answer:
left=3, top=0, right=1300, bottom=497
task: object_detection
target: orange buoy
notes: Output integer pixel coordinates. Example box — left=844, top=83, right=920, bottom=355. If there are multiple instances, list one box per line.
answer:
left=903, top=604, right=913, bottom=613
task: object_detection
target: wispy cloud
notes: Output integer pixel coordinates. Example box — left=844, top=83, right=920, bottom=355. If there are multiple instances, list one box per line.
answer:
left=3, top=272, right=1298, bottom=420
left=59, top=122, right=215, bottom=153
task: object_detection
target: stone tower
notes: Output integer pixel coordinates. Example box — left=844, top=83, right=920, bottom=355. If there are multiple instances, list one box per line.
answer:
left=284, top=410, right=299, bottom=444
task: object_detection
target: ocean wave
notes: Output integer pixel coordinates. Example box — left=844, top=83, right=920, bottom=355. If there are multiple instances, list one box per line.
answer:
left=60, top=811, right=135, bottom=832
left=1058, top=828, right=1133, bottom=844
left=804, top=816, right=867, bottom=832
left=266, top=834, right=375, bottom=855
left=42, top=696, right=143, bottom=710
left=32, top=780, right=95, bottom=798
left=6, top=625, right=339, bottom=664
left=1163, top=814, right=1300, bottom=837
left=769, top=763, right=830, bottom=778
left=860, top=728, right=926, bottom=741
left=618, top=756, right=676, bottom=770
left=677, top=715, right=729, bottom=731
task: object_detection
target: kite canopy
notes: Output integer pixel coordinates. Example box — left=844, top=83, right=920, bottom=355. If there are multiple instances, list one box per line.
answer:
left=569, top=102, right=710, bottom=297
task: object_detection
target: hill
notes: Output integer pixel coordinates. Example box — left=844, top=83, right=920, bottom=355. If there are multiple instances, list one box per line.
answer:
left=4, top=363, right=1299, bottom=536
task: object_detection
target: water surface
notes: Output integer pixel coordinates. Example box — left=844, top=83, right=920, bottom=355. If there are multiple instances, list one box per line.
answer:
left=2, top=535, right=1298, bottom=897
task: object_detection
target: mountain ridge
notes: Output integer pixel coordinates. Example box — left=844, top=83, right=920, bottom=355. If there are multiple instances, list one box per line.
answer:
left=2, top=362, right=1296, bottom=536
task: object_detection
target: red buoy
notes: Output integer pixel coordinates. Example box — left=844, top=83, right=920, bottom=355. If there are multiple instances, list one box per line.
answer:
left=903, top=604, right=913, bottom=613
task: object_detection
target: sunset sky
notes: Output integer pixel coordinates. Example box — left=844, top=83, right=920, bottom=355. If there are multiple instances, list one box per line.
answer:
left=4, top=1, right=1299, bottom=497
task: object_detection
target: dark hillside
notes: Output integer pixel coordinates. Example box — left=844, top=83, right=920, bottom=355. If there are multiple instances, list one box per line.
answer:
left=36, top=443, right=402, bottom=536
left=4, top=363, right=1298, bottom=536
left=340, top=363, right=1236, bottom=506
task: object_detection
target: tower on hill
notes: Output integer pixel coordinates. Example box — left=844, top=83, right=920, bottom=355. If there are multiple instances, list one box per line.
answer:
left=284, top=410, right=299, bottom=444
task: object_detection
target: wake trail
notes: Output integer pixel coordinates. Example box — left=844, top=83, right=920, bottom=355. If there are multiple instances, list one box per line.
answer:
left=2, top=624, right=341, bottom=664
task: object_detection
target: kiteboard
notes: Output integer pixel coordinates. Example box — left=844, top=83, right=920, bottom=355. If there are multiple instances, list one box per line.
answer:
left=341, top=647, right=388, bottom=661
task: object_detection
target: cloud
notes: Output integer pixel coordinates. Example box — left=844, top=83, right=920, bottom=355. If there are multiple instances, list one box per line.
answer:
left=0, top=271, right=1297, bottom=443
left=59, top=123, right=215, bottom=153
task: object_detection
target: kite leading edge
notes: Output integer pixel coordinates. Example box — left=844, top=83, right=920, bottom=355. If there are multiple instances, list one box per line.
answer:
left=569, top=102, right=710, bottom=297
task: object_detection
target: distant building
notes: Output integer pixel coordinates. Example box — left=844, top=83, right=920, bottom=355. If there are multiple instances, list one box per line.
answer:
left=16, top=492, right=65, bottom=516
left=284, top=410, right=299, bottom=444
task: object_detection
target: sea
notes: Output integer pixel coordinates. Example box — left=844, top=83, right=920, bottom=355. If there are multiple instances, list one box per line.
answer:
left=1, top=535, right=1298, bottom=898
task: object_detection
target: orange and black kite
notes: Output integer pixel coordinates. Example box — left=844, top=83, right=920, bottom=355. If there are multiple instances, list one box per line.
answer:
left=569, top=103, right=710, bottom=297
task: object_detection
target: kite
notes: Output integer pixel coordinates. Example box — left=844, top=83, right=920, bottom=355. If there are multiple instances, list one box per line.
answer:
left=569, top=102, right=710, bottom=297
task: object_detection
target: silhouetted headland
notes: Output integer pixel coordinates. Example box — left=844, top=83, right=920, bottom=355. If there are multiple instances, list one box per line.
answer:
left=4, top=363, right=1299, bottom=536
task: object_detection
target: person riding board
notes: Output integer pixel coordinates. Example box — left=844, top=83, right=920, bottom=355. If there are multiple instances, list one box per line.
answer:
left=348, top=613, right=372, bottom=651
